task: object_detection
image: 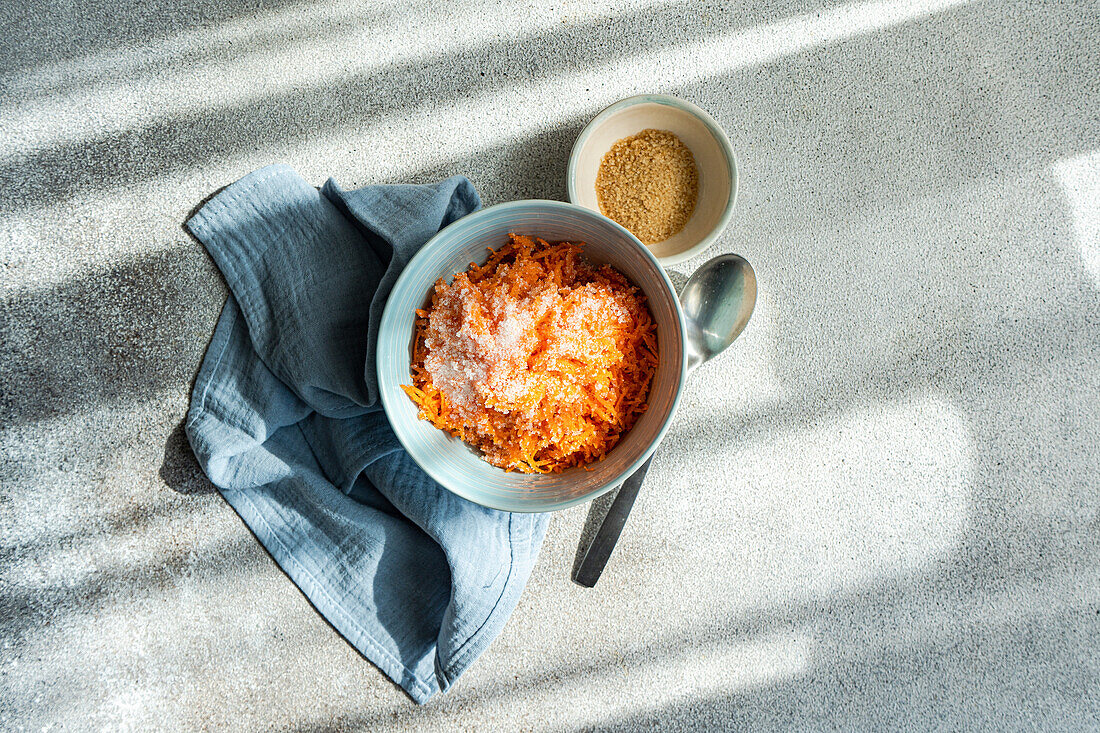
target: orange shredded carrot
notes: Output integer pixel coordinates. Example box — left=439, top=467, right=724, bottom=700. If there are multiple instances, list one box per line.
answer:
left=401, top=233, right=658, bottom=473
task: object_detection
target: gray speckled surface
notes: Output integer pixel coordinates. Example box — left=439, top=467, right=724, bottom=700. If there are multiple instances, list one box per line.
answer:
left=2, top=0, right=1100, bottom=729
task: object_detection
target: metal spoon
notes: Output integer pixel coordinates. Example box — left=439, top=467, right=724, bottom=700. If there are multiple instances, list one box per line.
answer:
left=572, top=253, right=757, bottom=587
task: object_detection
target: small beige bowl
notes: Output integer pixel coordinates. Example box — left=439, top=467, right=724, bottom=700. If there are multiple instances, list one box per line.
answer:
left=567, top=94, right=738, bottom=266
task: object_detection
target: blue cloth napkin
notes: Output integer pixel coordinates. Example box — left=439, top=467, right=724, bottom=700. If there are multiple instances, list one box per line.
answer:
left=184, top=164, right=550, bottom=703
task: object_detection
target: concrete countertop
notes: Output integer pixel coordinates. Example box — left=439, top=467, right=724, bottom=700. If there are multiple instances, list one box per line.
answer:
left=2, top=0, right=1099, bottom=729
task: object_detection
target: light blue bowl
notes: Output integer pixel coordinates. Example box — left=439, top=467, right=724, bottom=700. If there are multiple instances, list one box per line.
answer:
left=377, top=200, right=688, bottom=512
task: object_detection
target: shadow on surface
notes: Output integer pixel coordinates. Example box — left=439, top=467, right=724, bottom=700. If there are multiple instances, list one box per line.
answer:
left=0, top=521, right=263, bottom=648
left=0, top=0, right=838, bottom=214
left=595, top=605, right=1100, bottom=731
left=0, top=0, right=315, bottom=76
left=1, top=0, right=420, bottom=98
left=160, top=419, right=217, bottom=495
left=1, top=0, right=1098, bottom=728
left=0, top=246, right=222, bottom=426
left=2, top=1, right=1098, bottom=219
left=288, top=538, right=1100, bottom=730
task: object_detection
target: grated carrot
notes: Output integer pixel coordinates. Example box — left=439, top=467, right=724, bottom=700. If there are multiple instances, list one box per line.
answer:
left=401, top=234, right=658, bottom=473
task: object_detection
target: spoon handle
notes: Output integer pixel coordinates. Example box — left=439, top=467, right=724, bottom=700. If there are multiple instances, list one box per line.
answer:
left=572, top=455, right=654, bottom=587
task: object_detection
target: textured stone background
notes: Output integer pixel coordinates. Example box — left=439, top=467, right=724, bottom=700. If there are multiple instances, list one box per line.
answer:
left=2, top=0, right=1099, bottom=729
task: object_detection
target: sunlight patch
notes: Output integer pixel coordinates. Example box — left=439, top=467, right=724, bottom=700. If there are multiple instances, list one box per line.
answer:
left=534, top=629, right=812, bottom=730
left=1054, top=151, right=1100, bottom=284
left=651, top=390, right=973, bottom=604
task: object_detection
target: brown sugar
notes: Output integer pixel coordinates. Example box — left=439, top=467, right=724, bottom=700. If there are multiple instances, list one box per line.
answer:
left=595, top=129, right=699, bottom=245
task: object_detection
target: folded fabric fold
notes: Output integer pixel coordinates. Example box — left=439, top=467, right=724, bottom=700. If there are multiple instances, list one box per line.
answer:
left=184, top=164, right=549, bottom=703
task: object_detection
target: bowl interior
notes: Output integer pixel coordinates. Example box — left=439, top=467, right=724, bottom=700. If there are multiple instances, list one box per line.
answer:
left=378, top=201, right=687, bottom=513
left=569, top=97, right=736, bottom=265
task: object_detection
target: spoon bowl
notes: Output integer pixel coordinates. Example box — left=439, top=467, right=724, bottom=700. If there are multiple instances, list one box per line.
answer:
left=681, top=254, right=757, bottom=373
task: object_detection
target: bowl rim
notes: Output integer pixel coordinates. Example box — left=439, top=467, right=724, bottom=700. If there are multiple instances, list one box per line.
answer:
left=377, top=198, right=689, bottom=513
left=566, top=93, right=739, bottom=267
